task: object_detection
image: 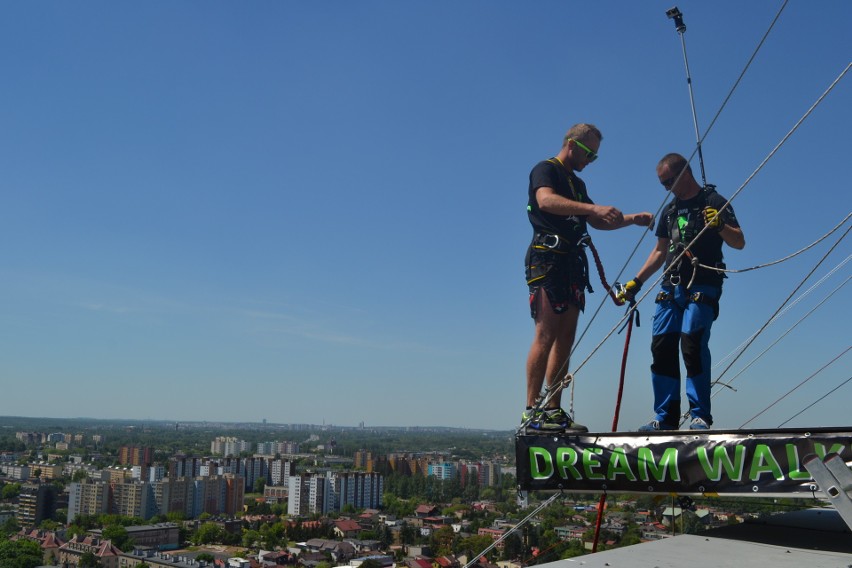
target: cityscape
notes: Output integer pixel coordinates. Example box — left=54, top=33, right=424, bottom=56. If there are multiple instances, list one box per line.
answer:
left=0, top=416, right=818, bottom=568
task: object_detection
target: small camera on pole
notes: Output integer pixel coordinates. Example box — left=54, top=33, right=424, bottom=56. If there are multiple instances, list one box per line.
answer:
left=667, top=6, right=686, bottom=33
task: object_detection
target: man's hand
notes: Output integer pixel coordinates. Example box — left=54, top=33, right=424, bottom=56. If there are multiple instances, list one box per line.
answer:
left=593, top=205, right=624, bottom=225
left=703, top=206, right=724, bottom=230
left=616, top=278, right=642, bottom=303
left=631, top=212, right=654, bottom=228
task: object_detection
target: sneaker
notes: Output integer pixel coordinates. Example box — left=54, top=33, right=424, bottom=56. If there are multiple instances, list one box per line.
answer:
left=543, top=408, right=589, bottom=433
left=521, top=408, right=588, bottom=433
left=689, top=417, right=711, bottom=430
left=521, top=408, right=544, bottom=426
left=638, top=420, right=678, bottom=432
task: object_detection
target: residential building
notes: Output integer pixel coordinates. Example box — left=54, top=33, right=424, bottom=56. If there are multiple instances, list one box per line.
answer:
left=91, top=523, right=179, bottom=551
left=119, top=446, right=154, bottom=467
left=68, top=480, right=110, bottom=523
left=270, top=458, right=294, bottom=485
left=288, top=473, right=326, bottom=516
left=59, top=535, right=122, bottom=568
left=17, top=483, right=56, bottom=527
left=210, top=436, right=251, bottom=457
left=326, top=471, right=384, bottom=512
left=111, top=480, right=156, bottom=520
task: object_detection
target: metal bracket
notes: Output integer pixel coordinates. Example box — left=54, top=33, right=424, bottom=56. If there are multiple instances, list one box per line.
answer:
left=803, top=452, right=852, bottom=532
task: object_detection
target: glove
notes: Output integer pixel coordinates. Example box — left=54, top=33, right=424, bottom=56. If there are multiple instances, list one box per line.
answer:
left=704, top=206, right=724, bottom=230
left=617, top=278, right=642, bottom=304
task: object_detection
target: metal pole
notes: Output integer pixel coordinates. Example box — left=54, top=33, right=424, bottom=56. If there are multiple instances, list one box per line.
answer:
left=667, top=6, right=708, bottom=186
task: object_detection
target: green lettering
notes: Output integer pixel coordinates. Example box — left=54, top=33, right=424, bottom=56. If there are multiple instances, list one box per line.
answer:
left=529, top=447, right=553, bottom=480
left=785, top=444, right=811, bottom=480
left=749, top=444, right=784, bottom=481
left=555, top=447, right=583, bottom=480
left=814, top=443, right=845, bottom=460
left=582, top=448, right=605, bottom=480
left=698, top=445, right=745, bottom=481
left=637, top=447, right=680, bottom=482
left=606, top=448, right=637, bottom=481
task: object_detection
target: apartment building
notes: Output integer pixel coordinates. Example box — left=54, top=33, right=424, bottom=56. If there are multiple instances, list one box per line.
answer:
left=68, top=481, right=110, bottom=523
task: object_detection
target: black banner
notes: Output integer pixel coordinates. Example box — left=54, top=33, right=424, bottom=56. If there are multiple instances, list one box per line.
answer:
left=515, top=428, right=852, bottom=496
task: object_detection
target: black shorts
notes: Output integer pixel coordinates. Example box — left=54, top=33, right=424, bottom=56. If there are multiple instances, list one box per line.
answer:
left=525, top=247, right=588, bottom=317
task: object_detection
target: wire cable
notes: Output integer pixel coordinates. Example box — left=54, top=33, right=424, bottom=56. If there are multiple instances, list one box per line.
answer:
left=698, top=213, right=850, bottom=274
left=739, top=345, right=851, bottom=428
left=462, top=491, right=561, bottom=568
left=713, top=223, right=850, bottom=386
left=712, top=255, right=851, bottom=372
left=712, top=273, right=851, bottom=394
left=777, top=375, right=852, bottom=428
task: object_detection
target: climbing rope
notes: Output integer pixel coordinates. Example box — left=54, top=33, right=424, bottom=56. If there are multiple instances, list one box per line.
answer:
left=712, top=255, right=851, bottom=373
left=777, top=375, right=852, bottom=428
left=711, top=224, right=850, bottom=388
left=697, top=212, right=850, bottom=275
left=739, top=345, right=851, bottom=428
left=712, top=271, right=851, bottom=394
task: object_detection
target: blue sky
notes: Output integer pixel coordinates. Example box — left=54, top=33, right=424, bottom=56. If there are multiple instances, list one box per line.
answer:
left=1, top=1, right=849, bottom=431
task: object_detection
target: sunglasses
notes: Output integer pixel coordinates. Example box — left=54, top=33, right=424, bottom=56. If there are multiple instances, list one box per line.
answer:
left=660, top=176, right=676, bottom=189
left=571, top=139, right=598, bottom=162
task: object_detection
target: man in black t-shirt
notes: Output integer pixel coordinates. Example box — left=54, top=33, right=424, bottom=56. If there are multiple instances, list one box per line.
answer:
left=620, top=153, right=745, bottom=431
left=523, top=123, right=654, bottom=432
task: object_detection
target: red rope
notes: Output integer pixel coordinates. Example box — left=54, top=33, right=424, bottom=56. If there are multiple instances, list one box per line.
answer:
left=585, top=237, right=625, bottom=306
left=592, top=308, right=637, bottom=553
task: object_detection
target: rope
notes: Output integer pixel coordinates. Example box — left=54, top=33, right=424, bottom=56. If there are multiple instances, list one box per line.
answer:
left=711, top=255, right=852, bottom=373
left=712, top=224, right=850, bottom=387
left=712, top=273, right=851, bottom=394
left=697, top=212, right=851, bottom=275
left=584, top=236, right=626, bottom=307
left=777, top=375, right=852, bottom=428
left=739, top=345, right=851, bottom=428
left=461, top=491, right=562, bottom=568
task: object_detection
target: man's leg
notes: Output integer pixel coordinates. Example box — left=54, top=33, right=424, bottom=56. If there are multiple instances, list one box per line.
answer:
left=645, top=292, right=683, bottom=429
left=682, top=289, right=718, bottom=426
left=543, top=303, right=579, bottom=410
left=526, top=288, right=568, bottom=408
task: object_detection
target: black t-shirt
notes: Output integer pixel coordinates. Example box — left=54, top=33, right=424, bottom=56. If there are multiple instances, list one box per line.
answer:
left=656, top=188, right=739, bottom=286
left=527, top=159, right=594, bottom=246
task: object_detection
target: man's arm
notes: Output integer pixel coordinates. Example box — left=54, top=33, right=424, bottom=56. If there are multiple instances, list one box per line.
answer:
left=718, top=223, right=745, bottom=250
left=589, top=211, right=655, bottom=231
left=536, top=186, right=624, bottom=225
left=635, top=238, right=669, bottom=283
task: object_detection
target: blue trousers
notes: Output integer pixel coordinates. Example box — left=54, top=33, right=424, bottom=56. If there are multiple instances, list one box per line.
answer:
left=650, top=284, right=720, bottom=427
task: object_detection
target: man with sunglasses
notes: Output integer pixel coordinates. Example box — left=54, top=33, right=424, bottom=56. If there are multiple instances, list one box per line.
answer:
left=523, top=123, right=654, bottom=432
left=620, top=153, right=745, bottom=431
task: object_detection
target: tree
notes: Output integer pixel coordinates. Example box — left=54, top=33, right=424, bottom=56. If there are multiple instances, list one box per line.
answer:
left=102, top=524, right=131, bottom=551
left=79, top=551, right=101, bottom=568
left=72, top=470, right=89, bottom=482
left=1, top=516, right=21, bottom=537
left=1, top=482, right=21, bottom=500
left=195, top=522, right=225, bottom=545
left=253, top=477, right=266, bottom=494
left=0, top=539, right=43, bottom=568
left=196, top=553, right=216, bottom=563
left=431, top=525, right=456, bottom=556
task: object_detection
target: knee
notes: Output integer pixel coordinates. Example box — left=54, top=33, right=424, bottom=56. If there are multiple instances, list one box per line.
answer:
left=681, top=331, right=705, bottom=376
left=651, top=333, right=680, bottom=378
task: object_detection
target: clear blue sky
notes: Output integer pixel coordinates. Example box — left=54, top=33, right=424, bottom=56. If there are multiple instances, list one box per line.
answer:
left=1, top=1, right=849, bottom=431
